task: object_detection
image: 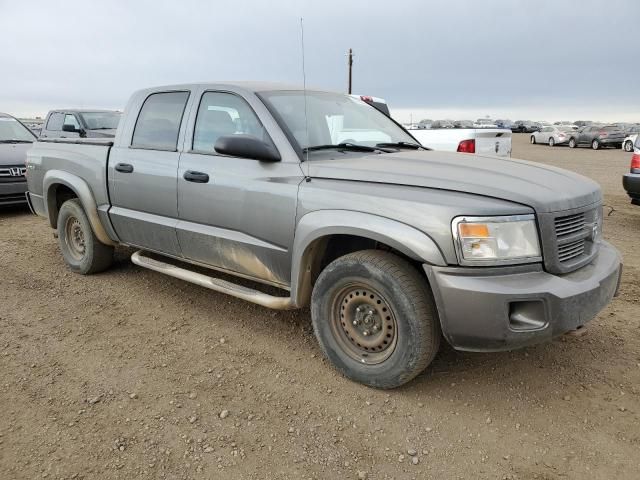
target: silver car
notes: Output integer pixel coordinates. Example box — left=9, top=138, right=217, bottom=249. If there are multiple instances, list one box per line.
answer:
left=530, top=125, right=578, bottom=147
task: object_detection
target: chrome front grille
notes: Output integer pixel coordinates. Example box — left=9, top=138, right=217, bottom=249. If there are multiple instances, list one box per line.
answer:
left=539, top=205, right=601, bottom=274
left=0, top=166, right=27, bottom=178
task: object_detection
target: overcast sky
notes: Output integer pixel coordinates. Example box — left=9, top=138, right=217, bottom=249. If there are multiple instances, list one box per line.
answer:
left=1, top=0, right=638, bottom=122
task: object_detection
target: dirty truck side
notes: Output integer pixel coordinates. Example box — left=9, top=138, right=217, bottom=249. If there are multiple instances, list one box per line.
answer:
left=26, top=83, right=622, bottom=389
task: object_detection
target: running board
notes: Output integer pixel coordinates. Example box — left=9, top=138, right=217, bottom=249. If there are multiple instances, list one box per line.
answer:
left=131, top=250, right=295, bottom=310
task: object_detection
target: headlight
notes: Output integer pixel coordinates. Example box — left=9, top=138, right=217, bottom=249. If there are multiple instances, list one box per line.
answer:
left=452, top=215, right=541, bottom=265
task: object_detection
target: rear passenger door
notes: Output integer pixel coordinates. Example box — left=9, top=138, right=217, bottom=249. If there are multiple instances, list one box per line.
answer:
left=108, top=90, right=191, bottom=256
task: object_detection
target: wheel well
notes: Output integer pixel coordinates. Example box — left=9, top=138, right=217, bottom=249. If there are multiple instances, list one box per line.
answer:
left=296, top=234, right=422, bottom=307
left=48, top=184, right=77, bottom=228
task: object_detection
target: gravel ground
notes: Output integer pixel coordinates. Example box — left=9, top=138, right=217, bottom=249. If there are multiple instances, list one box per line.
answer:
left=1, top=134, right=638, bottom=480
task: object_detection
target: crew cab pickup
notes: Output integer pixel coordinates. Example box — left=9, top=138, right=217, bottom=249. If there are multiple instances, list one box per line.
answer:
left=26, top=82, right=622, bottom=388
left=408, top=125, right=512, bottom=157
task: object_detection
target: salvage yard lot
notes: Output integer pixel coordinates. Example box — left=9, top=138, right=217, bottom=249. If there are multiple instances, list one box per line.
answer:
left=1, top=134, right=638, bottom=479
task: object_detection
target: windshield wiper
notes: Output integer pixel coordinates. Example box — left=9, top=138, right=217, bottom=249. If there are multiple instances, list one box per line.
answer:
left=302, top=142, right=392, bottom=154
left=376, top=141, right=424, bottom=150
left=0, top=139, right=33, bottom=144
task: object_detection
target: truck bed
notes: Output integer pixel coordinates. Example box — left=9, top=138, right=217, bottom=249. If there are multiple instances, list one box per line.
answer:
left=26, top=138, right=113, bottom=219
left=408, top=128, right=512, bottom=157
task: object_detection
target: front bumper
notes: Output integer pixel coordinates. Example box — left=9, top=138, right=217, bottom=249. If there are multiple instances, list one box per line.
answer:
left=424, top=241, right=622, bottom=352
left=0, top=181, right=28, bottom=206
left=623, top=173, right=640, bottom=204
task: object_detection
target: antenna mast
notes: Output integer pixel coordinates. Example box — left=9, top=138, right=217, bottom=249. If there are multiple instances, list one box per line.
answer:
left=300, top=18, right=309, bottom=163
left=347, top=48, right=354, bottom=94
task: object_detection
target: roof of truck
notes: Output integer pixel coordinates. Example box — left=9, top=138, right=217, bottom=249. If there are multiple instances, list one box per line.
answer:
left=135, top=81, right=322, bottom=94
left=47, top=109, right=121, bottom=113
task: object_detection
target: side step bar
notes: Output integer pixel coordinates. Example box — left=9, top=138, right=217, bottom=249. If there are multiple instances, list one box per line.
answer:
left=131, top=250, right=295, bottom=310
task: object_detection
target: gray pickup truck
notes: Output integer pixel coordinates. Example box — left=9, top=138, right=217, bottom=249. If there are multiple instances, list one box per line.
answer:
left=26, top=82, right=622, bottom=388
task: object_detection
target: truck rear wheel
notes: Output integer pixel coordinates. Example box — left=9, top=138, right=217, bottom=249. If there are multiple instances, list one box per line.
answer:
left=57, top=199, right=114, bottom=274
left=311, top=250, right=441, bottom=389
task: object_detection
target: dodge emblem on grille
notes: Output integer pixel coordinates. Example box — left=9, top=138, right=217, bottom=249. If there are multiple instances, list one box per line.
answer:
left=9, top=167, right=22, bottom=177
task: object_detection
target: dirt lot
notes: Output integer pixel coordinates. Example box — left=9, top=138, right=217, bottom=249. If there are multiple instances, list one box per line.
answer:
left=1, top=134, right=638, bottom=480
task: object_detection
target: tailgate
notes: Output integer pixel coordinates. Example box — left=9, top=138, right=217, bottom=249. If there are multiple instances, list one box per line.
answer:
left=474, top=129, right=512, bottom=157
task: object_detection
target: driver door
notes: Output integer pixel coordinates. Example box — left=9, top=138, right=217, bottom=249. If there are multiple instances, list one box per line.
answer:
left=176, top=90, right=302, bottom=286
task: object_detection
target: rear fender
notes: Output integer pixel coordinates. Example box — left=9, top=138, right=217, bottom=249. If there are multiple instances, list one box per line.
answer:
left=43, top=170, right=117, bottom=246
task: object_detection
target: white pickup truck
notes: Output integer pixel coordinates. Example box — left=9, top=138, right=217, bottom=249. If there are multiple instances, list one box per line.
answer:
left=408, top=127, right=512, bottom=157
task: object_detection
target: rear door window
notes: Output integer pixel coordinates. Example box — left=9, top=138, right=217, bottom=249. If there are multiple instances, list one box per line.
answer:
left=46, top=113, right=64, bottom=131
left=131, top=91, right=190, bottom=150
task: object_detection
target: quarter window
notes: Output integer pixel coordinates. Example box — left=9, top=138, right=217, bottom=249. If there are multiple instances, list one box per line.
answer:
left=193, top=92, right=269, bottom=153
left=46, top=113, right=64, bottom=131
left=132, top=91, right=190, bottom=150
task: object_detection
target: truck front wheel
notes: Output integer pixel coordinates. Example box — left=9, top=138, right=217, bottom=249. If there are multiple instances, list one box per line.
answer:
left=57, top=199, right=114, bottom=274
left=311, top=250, right=441, bottom=388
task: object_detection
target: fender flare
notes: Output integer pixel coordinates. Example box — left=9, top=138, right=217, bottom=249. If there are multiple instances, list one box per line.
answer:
left=290, top=210, right=447, bottom=306
left=43, top=170, right=117, bottom=246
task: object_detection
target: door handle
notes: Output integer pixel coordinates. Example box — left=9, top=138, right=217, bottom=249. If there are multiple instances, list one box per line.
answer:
left=183, top=171, right=209, bottom=183
left=115, top=163, right=134, bottom=173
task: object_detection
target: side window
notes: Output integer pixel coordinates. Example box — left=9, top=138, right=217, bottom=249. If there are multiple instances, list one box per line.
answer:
left=131, top=91, right=190, bottom=150
left=46, top=113, right=64, bottom=131
left=193, top=91, right=269, bottom=153
left=63, top=114, right=80, bottom=129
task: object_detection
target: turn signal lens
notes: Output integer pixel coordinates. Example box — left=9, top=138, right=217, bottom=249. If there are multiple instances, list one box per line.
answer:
left=459, top=223, right=490, bottom=237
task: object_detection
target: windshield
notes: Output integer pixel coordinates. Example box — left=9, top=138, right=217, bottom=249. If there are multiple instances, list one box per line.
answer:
left=78, top=112, right=121, bottom=130
left=0, top=116, right=36, bottom=142
left=259, top=91, right=415, bottom=152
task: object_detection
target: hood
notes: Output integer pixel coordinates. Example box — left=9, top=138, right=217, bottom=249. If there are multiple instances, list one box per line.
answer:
left=307, top=150, right=601, bottom=213
left=0, top=142, right=32, bottom=166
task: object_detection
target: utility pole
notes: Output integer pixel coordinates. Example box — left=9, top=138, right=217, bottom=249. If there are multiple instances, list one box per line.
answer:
left=347, top=48, right=353, bottom=94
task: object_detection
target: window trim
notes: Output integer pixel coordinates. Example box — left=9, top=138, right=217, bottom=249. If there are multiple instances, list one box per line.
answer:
left=188, top=89, right=278, bottom=159
left=130, top=90, right=191, bottom=152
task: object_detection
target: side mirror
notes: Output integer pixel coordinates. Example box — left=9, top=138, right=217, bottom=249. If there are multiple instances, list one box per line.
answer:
left=62, top=124, right=83, bottom=135
left=214, top=135, right=280, bottom=162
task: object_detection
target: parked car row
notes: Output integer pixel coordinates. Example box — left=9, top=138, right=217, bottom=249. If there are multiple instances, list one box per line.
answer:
left=530, top=124, right=627, bottom=150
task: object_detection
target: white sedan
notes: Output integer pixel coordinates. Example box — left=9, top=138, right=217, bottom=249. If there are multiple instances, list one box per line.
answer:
left=623, top=134, right=638, bottom=152
left=530, top=125, right=578, bottom=146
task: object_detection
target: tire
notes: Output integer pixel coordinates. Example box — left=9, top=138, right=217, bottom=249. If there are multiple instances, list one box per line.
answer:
left=530, top=135, right=536, bottom=144
left=57, top=198, right=114, bottom=274
left=568, top=138, right=577, bottom=148
left=548, top=137, right=555, bottom=147
left=592, top=139, right=600, bottom=150
left=624, top=140, right=633, bottom=152
left=311, top=250, right=441, bottom=389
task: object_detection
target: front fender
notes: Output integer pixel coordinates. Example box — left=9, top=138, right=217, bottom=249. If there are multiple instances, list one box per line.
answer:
left=43, top=170, right=117, bottom=246
left=290, top=210, right=447, bottom=306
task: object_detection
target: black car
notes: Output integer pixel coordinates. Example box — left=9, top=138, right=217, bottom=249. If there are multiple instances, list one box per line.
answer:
left=568, top=125, right=626, bottom=149
left=0, top=112, right=37, bottom=206
left=513, top=121, right=540, bottom=133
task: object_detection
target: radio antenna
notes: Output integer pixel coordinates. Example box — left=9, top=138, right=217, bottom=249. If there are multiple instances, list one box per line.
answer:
left=300, top=17, right=309, bottom=163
